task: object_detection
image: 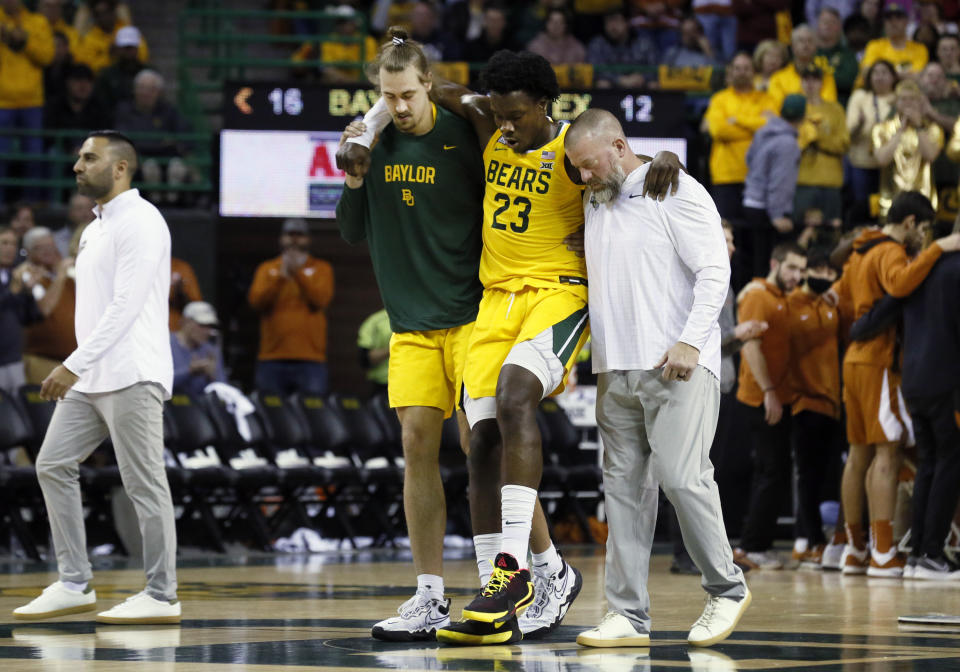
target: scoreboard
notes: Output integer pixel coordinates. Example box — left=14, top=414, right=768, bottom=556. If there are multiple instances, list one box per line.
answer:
left=219, top=83, right=688, bottom=218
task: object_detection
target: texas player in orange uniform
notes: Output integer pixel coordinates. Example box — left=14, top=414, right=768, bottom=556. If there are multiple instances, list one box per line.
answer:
left=832, top=192, right=960, bottom=577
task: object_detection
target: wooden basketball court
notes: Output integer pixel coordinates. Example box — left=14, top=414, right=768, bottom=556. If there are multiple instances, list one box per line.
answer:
left=2, top=547, right=960, bottom=671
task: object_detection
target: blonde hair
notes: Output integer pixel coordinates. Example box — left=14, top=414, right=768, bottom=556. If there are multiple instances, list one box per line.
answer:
left=753, top=39, right=787, bottom=73
left=366, top=26, right=431, bottom=85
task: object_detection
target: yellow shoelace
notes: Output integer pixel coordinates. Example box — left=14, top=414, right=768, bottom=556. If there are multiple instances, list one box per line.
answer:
left=481, top=567, right=514, bottom=597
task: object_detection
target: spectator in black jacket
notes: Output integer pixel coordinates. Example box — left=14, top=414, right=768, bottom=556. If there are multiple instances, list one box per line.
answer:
left=0, top=226, right=42, bottom=395
left=463, top=3, right=516, bottom=65
left=92, top=25, right=146, bottom=112
left=849, top=221, right=960, bottom=580
left=115, top=69, right=191, bottom=203
left=44, top=64, right=112, bottom=136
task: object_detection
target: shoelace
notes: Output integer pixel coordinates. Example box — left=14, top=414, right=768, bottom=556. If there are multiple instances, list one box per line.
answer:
left=525, top=569, right=557, bottom=618
left=398, top=594, right=434, bottom=618
left=693, top=596, right=719, bottom=628
left=482, top=567, right=513, bottom=597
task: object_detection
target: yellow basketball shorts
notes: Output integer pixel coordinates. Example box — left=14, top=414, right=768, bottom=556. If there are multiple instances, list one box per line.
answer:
left=387, top=321, right=475, bottom=417
left=462, top=286, right=589, bottom=406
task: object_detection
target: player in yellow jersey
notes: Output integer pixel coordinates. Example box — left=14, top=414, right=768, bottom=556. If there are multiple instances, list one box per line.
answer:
left=425, top=51, right=680, bottom=641
left=339, top=50, right=679, bottom=643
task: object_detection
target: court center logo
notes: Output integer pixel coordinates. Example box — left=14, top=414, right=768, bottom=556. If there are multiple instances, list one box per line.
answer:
left=402, top=189, right=415, bottom=207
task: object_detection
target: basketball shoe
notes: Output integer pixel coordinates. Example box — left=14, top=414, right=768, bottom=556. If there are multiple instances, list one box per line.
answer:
left=461, top=553, right=534, bottom=624
left=866, top=548, right=905, bottom=578
left=821, top=531, right=846, bottom=571
left=436, top=616, right=522, bottom=645
left=840, top=545, right=869, bottom=575
left=519, top=552, right=582, bottom=638
left=371, top=592, right=451, bottom=641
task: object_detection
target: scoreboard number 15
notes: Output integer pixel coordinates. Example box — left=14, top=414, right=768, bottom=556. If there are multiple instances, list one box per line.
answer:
left=268, top=87, right=304, bottom=116
left=620, top=94, right=653, bottom=123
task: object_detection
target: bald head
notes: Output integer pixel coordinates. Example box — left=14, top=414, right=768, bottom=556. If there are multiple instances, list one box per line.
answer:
left=566, top=108, right=626, bottom=151
left=565, top=108, right=641, bottom=204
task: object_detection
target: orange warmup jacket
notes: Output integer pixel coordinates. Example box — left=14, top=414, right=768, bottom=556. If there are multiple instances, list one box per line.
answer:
left=248, top=256, right=335, bottom=363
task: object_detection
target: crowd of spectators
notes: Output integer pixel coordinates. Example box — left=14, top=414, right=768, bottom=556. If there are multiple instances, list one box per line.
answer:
left=0, top=0, right=192, bottom=208
left=3, top=0, right=960, bottom=567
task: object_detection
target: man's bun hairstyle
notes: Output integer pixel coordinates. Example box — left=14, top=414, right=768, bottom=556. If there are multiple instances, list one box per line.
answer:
left=367, top=26, right=431, bottom=85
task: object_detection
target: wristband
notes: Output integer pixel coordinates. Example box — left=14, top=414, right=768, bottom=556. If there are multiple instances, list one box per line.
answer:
left=347, top=97, right=390, bottom=149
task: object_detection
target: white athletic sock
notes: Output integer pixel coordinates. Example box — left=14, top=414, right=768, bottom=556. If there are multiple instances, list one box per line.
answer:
left=474, top=533, right=501, bottom=586
left=416, top=574, right=444, bottom=601
left=501, top=484, right=537, bottom=569
left=62, top=580, right=87, bottom=593
left=531, top=543, right=563, bottom=576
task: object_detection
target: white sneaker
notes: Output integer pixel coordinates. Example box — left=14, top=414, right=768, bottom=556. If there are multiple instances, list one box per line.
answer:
left=821, top=541, right=845, bottom=571
left=576, top=612, right=650, bottom=648
left=95, top=591, right=181, bottom=624
left=840, top=545, right=869, bottom=575
left=371, top=592, right=450, bottom=641
left=687, top=587, right=752, bottom=647
left=13, top=581, right=97, bottom=620
left=519, top=556, right=583, bottom=638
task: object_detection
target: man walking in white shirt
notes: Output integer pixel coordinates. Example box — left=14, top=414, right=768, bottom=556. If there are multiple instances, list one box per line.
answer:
left=564, top=109, right=749, bottom=648
left=13, top=130, right=179, bottom=625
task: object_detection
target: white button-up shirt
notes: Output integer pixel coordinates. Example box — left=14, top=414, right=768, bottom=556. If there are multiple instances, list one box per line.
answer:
left=63, top=188, right=173, bottom=397
left=584, top=164, right=730, bottom=379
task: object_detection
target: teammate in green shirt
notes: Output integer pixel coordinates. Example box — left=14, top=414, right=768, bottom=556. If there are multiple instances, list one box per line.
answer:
left=335, top=28, right=579, bottom=645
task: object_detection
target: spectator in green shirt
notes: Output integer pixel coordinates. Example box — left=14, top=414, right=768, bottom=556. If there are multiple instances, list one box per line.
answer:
left=357, top=308, right=390, bottom=397
left=816, top=7, right=860, bottom=104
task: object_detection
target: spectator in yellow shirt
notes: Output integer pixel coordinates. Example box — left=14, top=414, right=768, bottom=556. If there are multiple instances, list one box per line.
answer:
left=38, top=0, right=77, bottom=56
left=75, top=0, right=148, bottom=73
left=706, top=53, right=778, bottom=232
left=0, top=0, right=54, bottom=207
left=861, top=2, right=928, bottom=77
left=753, top=39, right=788, bottom=92
left=872, top=79, right=943, bottom=216
left=795, top=66, right=850, bottom=231
left=768, top=24, right=839, bottom=107
left=291, top=6, right=376, bottom=84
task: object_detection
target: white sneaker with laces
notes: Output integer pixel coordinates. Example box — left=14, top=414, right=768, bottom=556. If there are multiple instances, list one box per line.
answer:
left=687, top=587, right=752, bottom=647
left=576, top=612, right=650, bottom=648
left=371, top=592, right=450, bottom=642
left=13, top=581, right=97, bottom=620
left=95, top=591, right=181, bottom=624
left=519, top=556, right=583, bottom=638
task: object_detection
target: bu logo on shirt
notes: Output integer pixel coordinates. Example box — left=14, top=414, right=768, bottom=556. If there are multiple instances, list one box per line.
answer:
left=401, top=189, right=415, bottom=207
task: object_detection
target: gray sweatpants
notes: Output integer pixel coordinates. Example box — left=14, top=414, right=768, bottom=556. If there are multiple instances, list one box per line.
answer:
left=597, top=366, right=745, bottom=634
left=35, top=382, right=177, bottom=601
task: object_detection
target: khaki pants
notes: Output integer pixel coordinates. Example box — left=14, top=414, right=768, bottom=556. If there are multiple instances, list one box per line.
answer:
left=35, top=382, right=178, bottom=601
left=597, top=366, right=746, bottom=634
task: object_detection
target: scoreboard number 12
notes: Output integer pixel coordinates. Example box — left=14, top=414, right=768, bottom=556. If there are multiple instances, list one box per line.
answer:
left=620, top=94, right=653, bottom=123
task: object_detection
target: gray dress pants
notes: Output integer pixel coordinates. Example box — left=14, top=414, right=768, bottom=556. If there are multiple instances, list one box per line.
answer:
left=35, top=382, right=178, bottom=602
left=597, top=366, right=745, bottom=634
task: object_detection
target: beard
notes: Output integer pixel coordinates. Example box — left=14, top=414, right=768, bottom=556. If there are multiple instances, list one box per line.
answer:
left=77, top=174, right=112, bottom=200
left=589, top=163, right=626, bottom=205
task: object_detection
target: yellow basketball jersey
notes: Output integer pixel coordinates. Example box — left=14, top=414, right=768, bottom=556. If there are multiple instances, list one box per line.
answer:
left=478, top=123, right=587, bottom=298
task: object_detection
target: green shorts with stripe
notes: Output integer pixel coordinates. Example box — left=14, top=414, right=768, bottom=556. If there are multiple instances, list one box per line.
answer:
left=461, top=286, right=590, bottom=404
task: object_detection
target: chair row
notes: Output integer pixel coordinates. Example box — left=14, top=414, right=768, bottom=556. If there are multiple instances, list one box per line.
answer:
left=0, top=386, right=601, bottom=560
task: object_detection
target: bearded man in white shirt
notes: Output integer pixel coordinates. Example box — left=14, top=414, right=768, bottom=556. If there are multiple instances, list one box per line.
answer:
left=13, top=130, right=180, bottom=625
left=564, top=109, right=749, bottom=649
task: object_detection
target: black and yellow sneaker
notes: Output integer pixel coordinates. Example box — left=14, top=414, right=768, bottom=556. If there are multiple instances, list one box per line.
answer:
left=461, top=553, right=534, bottom=624
left=436, top=616, right=522, bottom=646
